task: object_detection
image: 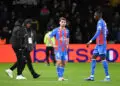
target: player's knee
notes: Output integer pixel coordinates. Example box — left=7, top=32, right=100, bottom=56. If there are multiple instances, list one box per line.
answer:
left=56, top=60, right=61, bottom=66
left=100, top=54, right=106, bottom=60
left=62, top=62, right=66, bottom=67
left=92, top=54, right=98, bottom=59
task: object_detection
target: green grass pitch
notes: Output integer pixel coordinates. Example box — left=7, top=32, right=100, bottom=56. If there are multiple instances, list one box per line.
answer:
left=0, top=63, right=120, bottom=86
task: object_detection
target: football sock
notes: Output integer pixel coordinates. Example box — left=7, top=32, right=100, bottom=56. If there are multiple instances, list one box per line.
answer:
left=56, top=66, right=61, bottom=78
left=102, top=60, right=109, bottom=76
left=60, top=66, right=64, bottom=77
left=91, top=59, right=96, bottom=76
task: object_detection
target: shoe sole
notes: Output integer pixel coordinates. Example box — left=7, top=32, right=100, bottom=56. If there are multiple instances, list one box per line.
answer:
left=16, top=78, right=27, bottom=80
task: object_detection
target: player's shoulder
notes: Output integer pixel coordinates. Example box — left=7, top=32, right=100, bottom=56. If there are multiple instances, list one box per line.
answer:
left=98, top=18, right=106, bottom=24
left=65, top=27, right=69, bottom=32
left=98, top=19, right=103, bottom=24
left=53, top=27, right=59, bottom=31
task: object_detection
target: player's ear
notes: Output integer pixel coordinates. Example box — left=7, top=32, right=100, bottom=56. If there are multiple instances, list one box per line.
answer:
left=59, top=21, right=61, bottom=25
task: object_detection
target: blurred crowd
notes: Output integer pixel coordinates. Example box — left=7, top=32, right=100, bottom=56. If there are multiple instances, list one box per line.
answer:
left=0, top=0, right=120, bottom=44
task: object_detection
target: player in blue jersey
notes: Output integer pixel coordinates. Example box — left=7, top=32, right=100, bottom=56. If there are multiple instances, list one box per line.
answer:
left=85, top=10, right=110, bottom=81
left=48, top=17, right=69, bottom=81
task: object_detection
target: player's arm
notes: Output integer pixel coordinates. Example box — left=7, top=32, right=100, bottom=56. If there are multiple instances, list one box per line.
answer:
left=52, top=37, right=55, bottom=47
left=87, top=25, right=101, bottom=47
left=91, top=29, right=101, bottom=41
left=48, top=29, right=57, bottom=47
left=66, top=30, right=70, bottom=49
left=66, top=38, right=69, bottom=49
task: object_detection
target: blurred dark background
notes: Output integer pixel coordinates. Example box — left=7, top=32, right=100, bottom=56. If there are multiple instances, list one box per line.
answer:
left=0, top=0, right=120, bottom=44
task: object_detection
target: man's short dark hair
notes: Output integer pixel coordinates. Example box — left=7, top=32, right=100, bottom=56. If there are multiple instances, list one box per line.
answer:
left=59, top=17, right=66, bottom=21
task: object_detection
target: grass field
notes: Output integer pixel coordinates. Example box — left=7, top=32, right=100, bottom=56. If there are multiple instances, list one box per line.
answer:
left=0, top=63, right=120, bottom=86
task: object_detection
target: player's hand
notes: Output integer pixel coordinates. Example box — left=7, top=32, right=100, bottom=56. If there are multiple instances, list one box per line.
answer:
left=66, top=45, right=69, bottom=49
left=53, top=45, right=57, bottom=48
left=86, top=40, right=92, bottom=48
left=86, top=42, right=90, bottom=48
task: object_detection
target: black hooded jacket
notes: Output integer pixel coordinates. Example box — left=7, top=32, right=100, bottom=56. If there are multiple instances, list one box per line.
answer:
left=12, top=19, right=37, bottom=51
left=10, top=19, right=23, bottom=48
left=10, top=19, right=36, bottom=51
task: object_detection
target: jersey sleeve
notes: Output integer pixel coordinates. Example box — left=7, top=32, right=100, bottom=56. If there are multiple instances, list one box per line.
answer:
left=91, top=21, right=102, bottom=41
left=67, top=30, right=70, bottom=38
left=97, top=21, right=102, bottom=31
left=49, top=28, right=57, bottom=38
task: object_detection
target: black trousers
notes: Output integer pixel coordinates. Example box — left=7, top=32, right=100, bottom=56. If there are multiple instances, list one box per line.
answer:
left=45, top=46, right=56, bottom=65
left=11, top=47, right=37, bottom=76
left=11, top=47, right=26, bottom=75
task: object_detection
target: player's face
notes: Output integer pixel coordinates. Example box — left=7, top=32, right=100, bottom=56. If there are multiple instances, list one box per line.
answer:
left=59, top=20, right=66, bottom=27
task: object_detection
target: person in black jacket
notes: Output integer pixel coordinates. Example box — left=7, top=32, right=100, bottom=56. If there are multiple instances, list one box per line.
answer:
left=5, top=19, right=25, bottom=79
left=20, top=19, right=40, bottom=79
left=5, top=19, right=40, bottom=80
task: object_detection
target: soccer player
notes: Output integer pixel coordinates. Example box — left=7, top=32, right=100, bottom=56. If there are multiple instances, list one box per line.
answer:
left=85, top=10, right=110, bottom=81
left=48, top=17, right=69, bottom=81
